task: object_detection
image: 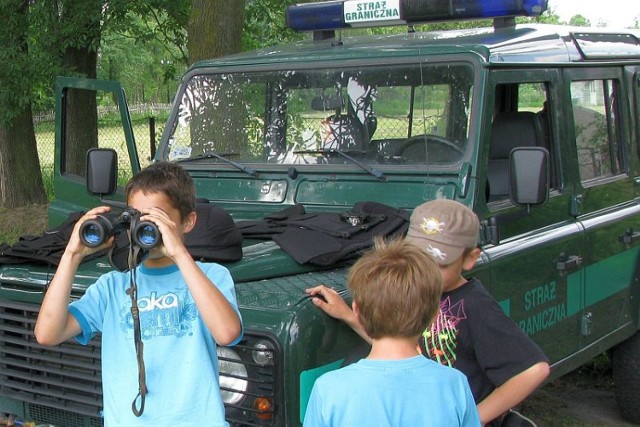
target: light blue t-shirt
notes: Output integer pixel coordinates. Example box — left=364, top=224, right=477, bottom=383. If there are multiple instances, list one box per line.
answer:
left=69, top=261, right=242, bottom=426
left=303, top=356, right=480, bottom=427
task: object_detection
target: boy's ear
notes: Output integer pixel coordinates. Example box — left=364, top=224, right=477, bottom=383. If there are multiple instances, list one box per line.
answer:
left=352, top=300, right=360, bottom=319
left=182, top=211, right=197, bottom=233
left=462, top=247, right=482, bottom=271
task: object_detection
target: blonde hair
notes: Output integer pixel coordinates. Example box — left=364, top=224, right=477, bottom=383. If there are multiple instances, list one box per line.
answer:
left=348, top=237, right=443, bottom=339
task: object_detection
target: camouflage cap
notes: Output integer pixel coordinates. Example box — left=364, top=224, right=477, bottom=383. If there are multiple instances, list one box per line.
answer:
left=404, top=199, right=479, bottom=265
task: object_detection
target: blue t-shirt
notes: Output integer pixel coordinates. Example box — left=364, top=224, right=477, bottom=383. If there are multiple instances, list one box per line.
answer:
left=69, top=261, right=242, bottom=426
left=303, top=356, right=480, bottom=427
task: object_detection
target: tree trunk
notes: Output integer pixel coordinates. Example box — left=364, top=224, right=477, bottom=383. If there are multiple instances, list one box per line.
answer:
left=0, top=0, right=47, bottom=207
left=0, top=105, right=47, bottom=207
left=187, top=0, right=246, bottom=153
left=62, top=47, right=99, bottom=176
left=187, top=0, right=244, bottom=65
left=59, top=0, right=101, bottom=176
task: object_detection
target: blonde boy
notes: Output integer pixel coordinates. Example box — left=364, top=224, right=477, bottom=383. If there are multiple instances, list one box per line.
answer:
left=304, top=237, right=479, bottom=427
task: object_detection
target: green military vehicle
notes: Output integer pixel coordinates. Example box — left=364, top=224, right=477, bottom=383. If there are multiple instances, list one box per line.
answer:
left=2, top=0, right=640, bottom=425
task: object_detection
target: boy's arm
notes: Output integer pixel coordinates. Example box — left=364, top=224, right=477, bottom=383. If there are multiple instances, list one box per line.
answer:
left=174, top=250, right=242, bottom=346
left=35, top=251, right=84, bottom=345
left=35, top=207, right=112, bottom=346
left=148, top=207, right=242, bottom=345
left=476, top=361, right=550, bottom=425
left=305, top=285, right=371, bottom=344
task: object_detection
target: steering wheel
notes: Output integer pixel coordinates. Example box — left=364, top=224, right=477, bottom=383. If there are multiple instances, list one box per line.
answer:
left=394, top=134, right=464, bottom=162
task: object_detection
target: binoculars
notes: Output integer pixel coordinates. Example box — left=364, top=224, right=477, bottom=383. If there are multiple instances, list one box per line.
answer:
left=79, top=207, right=161, bottom=250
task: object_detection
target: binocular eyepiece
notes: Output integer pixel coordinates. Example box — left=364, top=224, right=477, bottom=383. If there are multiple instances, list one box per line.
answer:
left=79, top=207, right=161, bottom=250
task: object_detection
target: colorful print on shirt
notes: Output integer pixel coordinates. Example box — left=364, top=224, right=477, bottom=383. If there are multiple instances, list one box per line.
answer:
left=419, top=296, right=467, bottom=367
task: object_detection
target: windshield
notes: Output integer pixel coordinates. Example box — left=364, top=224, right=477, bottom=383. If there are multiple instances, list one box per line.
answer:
left=162, top=62, right=474, bottom=167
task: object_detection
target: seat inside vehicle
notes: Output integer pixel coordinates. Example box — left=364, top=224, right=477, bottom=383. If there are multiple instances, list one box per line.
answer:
left=487, top=111, right=544, bottom=202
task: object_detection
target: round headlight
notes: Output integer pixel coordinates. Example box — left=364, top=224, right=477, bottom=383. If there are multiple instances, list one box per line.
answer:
left=251, top=340, right=276, bottom=367
left=217, top=347, right=248, bottom=405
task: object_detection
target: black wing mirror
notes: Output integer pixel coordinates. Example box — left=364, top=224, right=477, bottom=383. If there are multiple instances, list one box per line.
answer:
left=86, top=148, right=118, bottom=196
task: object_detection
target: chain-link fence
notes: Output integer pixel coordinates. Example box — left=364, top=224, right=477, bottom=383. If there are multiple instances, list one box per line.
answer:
left=34, top=104, right=171, bottom=199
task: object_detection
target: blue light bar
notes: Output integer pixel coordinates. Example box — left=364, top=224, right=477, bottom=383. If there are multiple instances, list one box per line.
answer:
left=286, top=0, right=548, bottom=32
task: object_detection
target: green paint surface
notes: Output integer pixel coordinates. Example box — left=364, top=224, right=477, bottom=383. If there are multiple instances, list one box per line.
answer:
left=584, top=248, right=638, bottom=306
left=299, top=359, right=344, bottom=423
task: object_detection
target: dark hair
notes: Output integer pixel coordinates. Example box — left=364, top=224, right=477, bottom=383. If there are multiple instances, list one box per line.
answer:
left=124, top=162, right=196, bottom=221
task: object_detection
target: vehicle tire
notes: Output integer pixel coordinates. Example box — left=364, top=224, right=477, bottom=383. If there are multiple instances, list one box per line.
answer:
left=612, top=331, right=640, bottom=423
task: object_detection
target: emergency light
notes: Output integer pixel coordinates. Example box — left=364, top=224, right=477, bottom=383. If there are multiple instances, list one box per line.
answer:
left=286, top=0, right=548, bottom=32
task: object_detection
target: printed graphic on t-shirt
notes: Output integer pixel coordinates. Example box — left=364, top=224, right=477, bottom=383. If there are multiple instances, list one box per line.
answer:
left=419, top=296, right=466, bottom=367
left=120, top=290, right=198, bottom=340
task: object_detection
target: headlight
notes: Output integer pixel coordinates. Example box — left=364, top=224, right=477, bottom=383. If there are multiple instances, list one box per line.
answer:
left=217, top=346, right=248, bottom=405
left=251, top=339, right=276, bottom=366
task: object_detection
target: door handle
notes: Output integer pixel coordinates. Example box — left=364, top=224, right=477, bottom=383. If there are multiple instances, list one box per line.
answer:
left=556, top=253, right=582, bottom=273
left=618, top=228, right=640, bottom=246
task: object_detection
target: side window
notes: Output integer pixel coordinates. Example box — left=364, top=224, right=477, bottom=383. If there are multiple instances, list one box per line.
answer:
left=570, top=79, right=623, bottom=182
left=518, top=83, right=551, bottom=148
left=487, top=82, right=554, bottom=203
left=61, top=86, right=138, bottom=186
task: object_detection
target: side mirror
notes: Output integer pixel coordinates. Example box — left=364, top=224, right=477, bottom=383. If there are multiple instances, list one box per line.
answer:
left=509, top=147, right=549, bottom=206
left=86, top=148, right=117, bottom=196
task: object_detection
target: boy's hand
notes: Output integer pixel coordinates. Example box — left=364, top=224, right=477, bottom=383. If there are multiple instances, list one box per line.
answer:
left=68, top=206, right=114, bottom=258
left=306, top=284, right=371, bottom=342
left=305, top=285, right=353, bottom=321
left=139, top=207, right=189, bottom=260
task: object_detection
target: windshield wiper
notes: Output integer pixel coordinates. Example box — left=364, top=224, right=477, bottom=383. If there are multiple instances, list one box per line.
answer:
left=293, top=149, right=386, bottom=181
left=176, top=152, right=259, bottom=178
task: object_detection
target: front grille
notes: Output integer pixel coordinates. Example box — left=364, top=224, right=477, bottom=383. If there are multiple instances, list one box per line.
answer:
left=0, top=299, right=280, bottom=426
left=0, top=300, right=103, bottom=426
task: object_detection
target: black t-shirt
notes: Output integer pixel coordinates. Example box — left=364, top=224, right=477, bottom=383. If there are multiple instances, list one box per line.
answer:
left=418, top=278, right=549, bottom=403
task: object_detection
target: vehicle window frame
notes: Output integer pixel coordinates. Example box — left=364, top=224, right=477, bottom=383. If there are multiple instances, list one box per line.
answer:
left=483, top=68, right=562, bottom=211
left=563, top=67, right=629, bottom=189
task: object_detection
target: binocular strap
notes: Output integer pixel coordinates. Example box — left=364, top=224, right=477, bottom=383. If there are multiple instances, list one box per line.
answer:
left=126, top=245, right=148, bottom=417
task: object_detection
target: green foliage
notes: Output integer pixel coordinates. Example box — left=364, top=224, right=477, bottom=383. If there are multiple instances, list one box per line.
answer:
left=243, top=0, right=304, bottom=50
left=96, top=1, right=190, bottom=104
left=105, top=0, right=190, bottom=65
left=98, top=27, right=185, bottom=103
left=519, top=84, right=547, bottom=108
left=0, top=0, right=191, bottom=116
left=569, top=15, right=591, bottom=27
left=0, top=1, right=41, bottom=124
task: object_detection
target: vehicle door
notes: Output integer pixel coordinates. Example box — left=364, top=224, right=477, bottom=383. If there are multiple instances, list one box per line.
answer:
left=51, top=77, right=143, bottom=225
left=566, top=66, right=640, bottom=351
left=478, top=69, right=584, bottom=367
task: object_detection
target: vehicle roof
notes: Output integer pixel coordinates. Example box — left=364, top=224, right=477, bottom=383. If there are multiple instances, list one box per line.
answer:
left=190, top=24, right=640, bottom=70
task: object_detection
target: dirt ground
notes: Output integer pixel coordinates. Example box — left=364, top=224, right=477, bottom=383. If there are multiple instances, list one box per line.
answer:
left=522, top=364, right=637, bottom=426
left=1, top=204, right=638, bottom=426
left=0, top=203, right=49, bottom=242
